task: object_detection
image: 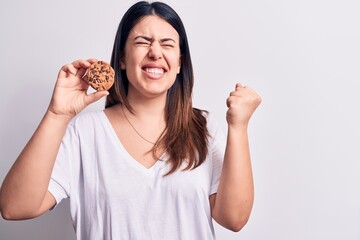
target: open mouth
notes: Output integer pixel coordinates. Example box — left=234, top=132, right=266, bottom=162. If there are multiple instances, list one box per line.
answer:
left=143, top=67, right=165, bottom=75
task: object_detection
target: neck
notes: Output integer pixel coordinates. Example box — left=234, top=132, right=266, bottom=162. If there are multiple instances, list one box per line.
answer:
left=126, top=94, right=167, bottom=121
left=119, top=97, right=167, bottom=145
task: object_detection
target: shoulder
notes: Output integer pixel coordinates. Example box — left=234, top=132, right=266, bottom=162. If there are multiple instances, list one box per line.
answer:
left=204, top=111, right=226, bottom=146
left=204, top=111, right=222, bottom=133
left=73, top=110, right=104, bottom=123
left=192, top=108, right=225, bottom=143
left=68, top=110, right=106, bottom=132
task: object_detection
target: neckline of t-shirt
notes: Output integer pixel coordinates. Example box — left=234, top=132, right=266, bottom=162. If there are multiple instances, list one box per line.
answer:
left=97, top=110, right=167, bottom=175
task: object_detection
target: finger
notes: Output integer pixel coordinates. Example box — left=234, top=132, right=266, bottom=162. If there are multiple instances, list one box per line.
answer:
left=235, top=83, right=245, bottom=89
left=79, top=58, right=98, bottom=78
left=241, top=85, right=257, bottom=94
left=71, top=59, right=94, bottom=78
left=231, top=88, right=259, bottom=100
left=58, top=64, right=78, bottom=78
left=82, top=74, right=89, bottom=83
left=76, top=68, right=88, bottom=79
left=226, top=96, right=237, bottom=108
left=87, top=58, right=98, bottom=64
left=230, top=90, right=242, bottom=97
left=226, top=97, right=231, bottom=108
left=226, top=96, right=242, bottom=108
left=77, top=58, right=99, bottom=78
left=235, top=84, right=257, bottom=94
left=84, top=91, right=109, bottom=106
left=237, top=83, right=251, bottom=91
left=230, top=86, right=248, bottom=96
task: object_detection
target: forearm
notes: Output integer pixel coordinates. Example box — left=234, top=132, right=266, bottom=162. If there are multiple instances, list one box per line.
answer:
left=213, top=124, right=254, bottom=231
left=0, top=111, right=71, bottom=217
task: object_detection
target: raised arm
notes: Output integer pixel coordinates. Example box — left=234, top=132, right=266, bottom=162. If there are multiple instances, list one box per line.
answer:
left=210, top=83, right=261, bottom=231
left=0, top=59, right=108, bottom=220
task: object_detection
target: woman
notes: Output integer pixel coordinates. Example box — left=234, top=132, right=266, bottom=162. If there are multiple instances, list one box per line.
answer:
left=0, top=1, right=261, bottom=239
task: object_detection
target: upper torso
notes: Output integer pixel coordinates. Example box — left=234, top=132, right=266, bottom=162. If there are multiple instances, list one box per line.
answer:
left=48, top=110, right=225, bottom=240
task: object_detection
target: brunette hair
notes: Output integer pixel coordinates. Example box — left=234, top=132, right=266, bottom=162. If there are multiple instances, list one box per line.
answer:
left=105, top=1, right=209, bottom=175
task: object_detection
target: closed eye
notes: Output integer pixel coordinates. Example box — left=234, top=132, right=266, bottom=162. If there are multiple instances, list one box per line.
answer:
left=134, top=35, right=152, bottom=46
left=135, top=41, right=151, bottom=45
left=160, top=38, right=176, bottom=48
left=161, top=43, right=175, bottom=48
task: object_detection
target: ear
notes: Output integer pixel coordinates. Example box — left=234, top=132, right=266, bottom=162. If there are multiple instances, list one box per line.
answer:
left=177, top=56, right=182, bottom=74
left=120, top=55, right=126, bottom=70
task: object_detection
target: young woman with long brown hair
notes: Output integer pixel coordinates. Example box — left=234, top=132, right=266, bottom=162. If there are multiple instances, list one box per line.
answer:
left=0, top=1, right=261, bottom=239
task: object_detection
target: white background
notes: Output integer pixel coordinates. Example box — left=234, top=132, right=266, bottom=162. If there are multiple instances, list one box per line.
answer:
left=1, top=0, right=360, bottom=239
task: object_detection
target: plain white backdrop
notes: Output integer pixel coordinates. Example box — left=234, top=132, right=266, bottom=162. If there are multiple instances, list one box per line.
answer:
left=1, top=0, right=360, bottom=239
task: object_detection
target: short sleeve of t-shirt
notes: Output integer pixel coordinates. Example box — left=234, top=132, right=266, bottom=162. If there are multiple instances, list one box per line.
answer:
left=206, top=113, right=226, bottom=195
left=48, top=120, right=79, bottom=207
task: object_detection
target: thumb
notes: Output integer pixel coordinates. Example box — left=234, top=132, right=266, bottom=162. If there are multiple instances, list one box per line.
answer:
left=235, top=82, right=246, bottom=90
left=84, top=91, right=109, bottom=106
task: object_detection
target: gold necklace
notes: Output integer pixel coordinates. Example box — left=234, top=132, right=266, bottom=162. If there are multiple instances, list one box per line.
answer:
left=121, top=106, right=156, bottom=145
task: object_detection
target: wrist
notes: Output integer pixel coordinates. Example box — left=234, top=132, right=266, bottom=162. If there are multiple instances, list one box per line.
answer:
left=45, top=109, right=74, bottom=125
left=227, top=122, right=249, bottom=132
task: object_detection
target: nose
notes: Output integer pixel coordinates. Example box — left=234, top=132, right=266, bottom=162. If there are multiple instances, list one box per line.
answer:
left=148, top=42, right=162, bottom=60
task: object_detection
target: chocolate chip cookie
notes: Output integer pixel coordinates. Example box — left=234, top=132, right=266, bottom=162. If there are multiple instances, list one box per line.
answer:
left=86, top=61, right=115, bottom=91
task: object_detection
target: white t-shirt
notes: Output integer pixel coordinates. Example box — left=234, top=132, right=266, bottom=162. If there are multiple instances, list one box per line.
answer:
left=48, top=110, right=225, bottom=240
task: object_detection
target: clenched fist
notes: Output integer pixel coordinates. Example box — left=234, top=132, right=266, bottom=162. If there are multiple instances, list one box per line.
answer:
left=226, top=83, right=262, bottom=128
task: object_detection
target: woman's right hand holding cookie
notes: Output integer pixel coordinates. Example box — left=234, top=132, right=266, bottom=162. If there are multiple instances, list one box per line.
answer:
left=0, top=59, right=110, bottom=220
left=47, top=59, right=109, bottom=119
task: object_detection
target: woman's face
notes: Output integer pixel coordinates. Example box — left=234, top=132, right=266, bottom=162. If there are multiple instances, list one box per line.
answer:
left=121, top=15, right=181, bottom=100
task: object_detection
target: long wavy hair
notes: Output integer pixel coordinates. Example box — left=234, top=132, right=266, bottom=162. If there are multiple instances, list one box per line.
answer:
left=105, top=1, right=209, bottom=175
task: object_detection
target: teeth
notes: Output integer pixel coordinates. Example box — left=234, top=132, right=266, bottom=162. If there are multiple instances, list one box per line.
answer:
left=145, top=68, right=164, bottom=74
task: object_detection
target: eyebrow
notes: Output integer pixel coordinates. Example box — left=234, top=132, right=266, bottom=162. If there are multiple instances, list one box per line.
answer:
left=160, top=38, right=176, bottom=43
left=134, top=35, right=152, bottom=41
left=134, top=35, right=176, bottom=43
